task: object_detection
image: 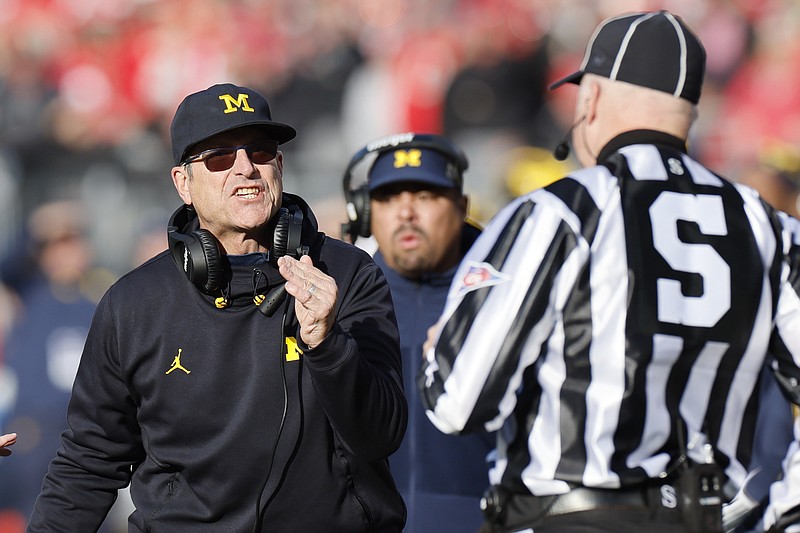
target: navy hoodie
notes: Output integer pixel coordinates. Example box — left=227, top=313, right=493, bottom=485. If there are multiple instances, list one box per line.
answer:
left=375, top=222, right=493, bottom=533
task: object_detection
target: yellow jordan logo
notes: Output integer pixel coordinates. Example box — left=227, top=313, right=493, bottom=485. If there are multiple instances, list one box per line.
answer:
left=166, top=348, right=191, bottom=375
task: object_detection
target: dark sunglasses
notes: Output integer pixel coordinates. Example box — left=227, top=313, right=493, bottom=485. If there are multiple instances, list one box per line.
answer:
left=183, top=141, right=279, bottom=172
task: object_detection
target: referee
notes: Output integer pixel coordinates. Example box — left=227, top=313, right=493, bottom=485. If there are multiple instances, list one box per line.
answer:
left=418, top=10, right=800, bottom=533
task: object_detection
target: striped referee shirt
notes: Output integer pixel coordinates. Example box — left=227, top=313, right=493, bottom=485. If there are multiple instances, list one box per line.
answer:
left=418, top=130, right=800, bottom=522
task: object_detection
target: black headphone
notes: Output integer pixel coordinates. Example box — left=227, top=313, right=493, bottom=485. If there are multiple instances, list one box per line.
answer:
left=340, top=132, right=469, bottom=243
left=167, top=200, right=304, bottom=294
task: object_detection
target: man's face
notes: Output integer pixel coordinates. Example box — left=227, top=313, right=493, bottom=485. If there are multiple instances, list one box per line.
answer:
left=370, top=182, right=467, bottom=278
left=171, top=126, right=283, bottom=248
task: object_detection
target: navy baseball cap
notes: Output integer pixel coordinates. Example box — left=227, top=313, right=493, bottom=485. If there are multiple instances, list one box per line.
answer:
left=549, top=11, right=705, bottom=104
left=367, top=147, right=461, bottom=192
left=170, top=83, right=296, bottom=166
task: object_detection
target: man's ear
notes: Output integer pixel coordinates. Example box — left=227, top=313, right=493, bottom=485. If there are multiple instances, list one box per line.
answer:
left=459, top=194, right=469, bottom=218
left=171, top=166, right=192, bottom=205
left=584, top=80, right=601, bottom=125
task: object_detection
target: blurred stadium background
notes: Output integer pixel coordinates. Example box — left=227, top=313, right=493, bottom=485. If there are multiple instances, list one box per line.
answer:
left=0, top=0, right=794, bottom=279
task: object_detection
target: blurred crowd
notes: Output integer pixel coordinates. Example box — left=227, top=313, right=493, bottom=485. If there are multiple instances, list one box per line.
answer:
left=0, top=0, right=799, bottom=530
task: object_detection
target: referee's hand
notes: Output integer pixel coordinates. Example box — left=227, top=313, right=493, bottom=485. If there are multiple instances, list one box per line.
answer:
left=423, top=320, right=442, bottom=358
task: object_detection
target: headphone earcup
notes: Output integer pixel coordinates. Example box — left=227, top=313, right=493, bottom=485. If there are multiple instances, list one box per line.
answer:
left=273, top=207, right=291, bottom=259
left=272, top=206, right=304, bottom=261
left=357, top=190, right=370, bottom=238
left=195, top=229, right=223, bottom=293
left=348, top=184, right=371, bottom=239
left=167, top=204, right=225, bottom=294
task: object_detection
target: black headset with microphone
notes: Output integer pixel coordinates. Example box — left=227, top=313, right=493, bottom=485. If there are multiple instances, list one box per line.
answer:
left=167, top=197, right=305, bottom=294
left=340, top=132, right=469, bottom=243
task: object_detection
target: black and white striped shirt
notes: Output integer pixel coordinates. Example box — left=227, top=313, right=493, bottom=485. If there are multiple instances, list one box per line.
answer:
left=418, top=131, right=800, bottom=524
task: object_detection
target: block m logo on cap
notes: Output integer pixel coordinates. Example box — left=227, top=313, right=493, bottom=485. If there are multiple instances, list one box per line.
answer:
left=218, top=93, right=255, bottom=114
left=393, top=149, right=422, bottom=169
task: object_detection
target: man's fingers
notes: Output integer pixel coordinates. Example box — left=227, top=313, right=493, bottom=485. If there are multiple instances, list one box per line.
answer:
left=0, top=433, right=17, bottom=456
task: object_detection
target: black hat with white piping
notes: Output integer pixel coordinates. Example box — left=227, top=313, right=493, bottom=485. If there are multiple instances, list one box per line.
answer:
left=549, top=11, right=706, bottom=104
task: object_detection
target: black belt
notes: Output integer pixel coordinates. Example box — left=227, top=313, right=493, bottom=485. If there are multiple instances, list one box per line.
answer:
left=482, top=482, right=678, bottom=529
left=544, top=486, right=649, bottom=517
left=483, top=477, right=723, bottom=533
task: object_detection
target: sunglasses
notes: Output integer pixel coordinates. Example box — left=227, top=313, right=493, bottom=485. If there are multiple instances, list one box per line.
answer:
left=183, top=141, right=279, bottom=172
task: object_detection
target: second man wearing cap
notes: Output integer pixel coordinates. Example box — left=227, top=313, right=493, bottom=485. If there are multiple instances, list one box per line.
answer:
left=343, top=134, right=493, bottom=532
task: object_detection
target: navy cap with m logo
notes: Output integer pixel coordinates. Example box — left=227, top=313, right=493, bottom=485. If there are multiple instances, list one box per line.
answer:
left=170, top=83, right=296, bottom=166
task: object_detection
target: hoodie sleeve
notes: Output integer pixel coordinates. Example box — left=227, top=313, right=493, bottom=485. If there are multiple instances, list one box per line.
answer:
left=302, top=257, right=407, bottom=461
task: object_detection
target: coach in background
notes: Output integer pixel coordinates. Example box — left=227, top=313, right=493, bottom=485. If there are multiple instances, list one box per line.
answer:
left=342, top=133, right=493, bottom=532
left=27, top=83, right=407, bottom=532
left=419, top=10, right=800, bottom=533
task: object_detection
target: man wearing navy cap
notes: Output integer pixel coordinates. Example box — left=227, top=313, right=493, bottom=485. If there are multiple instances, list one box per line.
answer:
left=344, top=133, right=492, bottom=532
left=419, top=11, right=800, bottom=533
left=27, top=83, right=407, bottom=532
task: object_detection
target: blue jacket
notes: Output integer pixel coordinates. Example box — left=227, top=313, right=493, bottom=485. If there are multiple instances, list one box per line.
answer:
left=375, top=222, right=493, bottom=533
left=0, top=279, right=96, bottom=522
left=735, top=364, right=795, bottom=533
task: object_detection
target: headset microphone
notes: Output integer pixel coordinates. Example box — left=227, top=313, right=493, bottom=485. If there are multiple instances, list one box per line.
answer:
left=554, top=139, right=570, bottom=161
left=257, top=245, right=309, bottom=317
left=258, top=284, right=287, bottom=317
left=553, top=116, right=586, bottom=162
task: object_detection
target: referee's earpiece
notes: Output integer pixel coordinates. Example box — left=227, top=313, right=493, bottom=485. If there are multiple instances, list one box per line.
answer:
left=341, top=133, right=468, bottom=243
left=167, top=203, right=305, bottom=294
